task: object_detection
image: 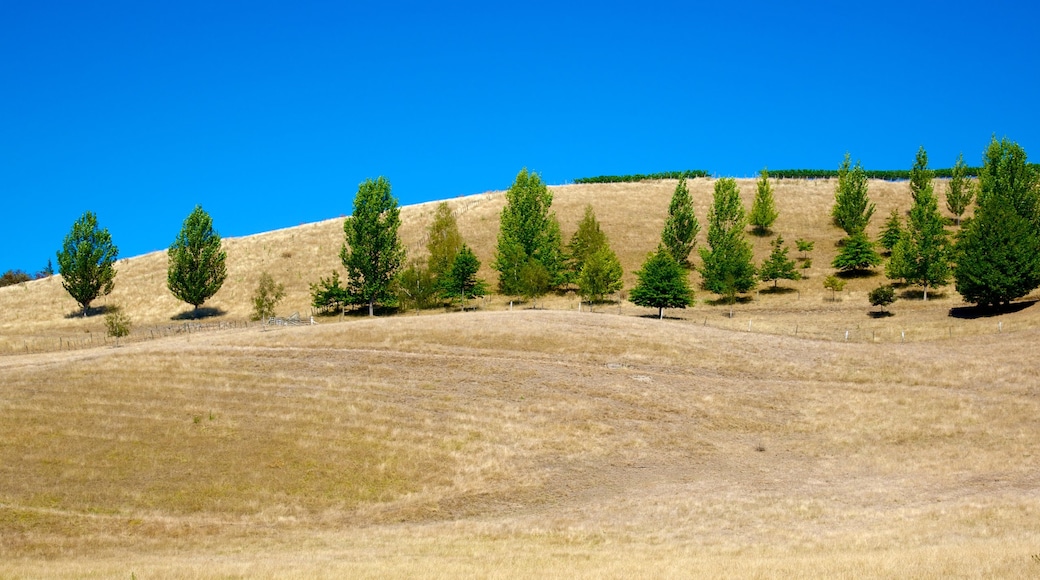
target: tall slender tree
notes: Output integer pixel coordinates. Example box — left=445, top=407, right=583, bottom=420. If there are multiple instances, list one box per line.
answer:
left=749, top=168, right=778, bottom=235
left=167, top=205, right=227, bottom=314
left=568, top=204, right=609, bottom=277
left=895, top=152, right=950, bottom=300
left=832, top=153, right=875, bottom=236
left=493, top=168, right=565, bottom=295
left=700, top=178, right=757, bottom=305
left=945, top=153, right=975, bottom=226
left=908, top=146, right=934, bottom=204
left=660, top=175, right=700, bottom=266
left=56, top=211, right=119, bottom=315
left=341, top=176, right=405, bottom=316
left=426, top=202, right=463, bottom=283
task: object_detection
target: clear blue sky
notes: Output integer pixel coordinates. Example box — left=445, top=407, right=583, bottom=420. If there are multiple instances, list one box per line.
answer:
left=3, top=1, right=1038, bottom=274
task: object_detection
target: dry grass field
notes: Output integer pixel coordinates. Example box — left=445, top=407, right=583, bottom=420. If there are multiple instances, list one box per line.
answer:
left=3, top=178, right=1040, bottom=577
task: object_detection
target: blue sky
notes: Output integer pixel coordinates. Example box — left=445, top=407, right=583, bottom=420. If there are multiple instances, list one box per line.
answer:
left=2, top=1, right=1038, bottom=274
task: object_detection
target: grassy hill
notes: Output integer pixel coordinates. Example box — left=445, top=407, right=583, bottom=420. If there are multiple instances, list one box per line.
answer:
left=3, top=178, right=1040, bottom=577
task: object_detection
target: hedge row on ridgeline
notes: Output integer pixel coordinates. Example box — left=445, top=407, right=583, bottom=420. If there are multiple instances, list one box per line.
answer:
left=573, top=170, right=709, bottom=184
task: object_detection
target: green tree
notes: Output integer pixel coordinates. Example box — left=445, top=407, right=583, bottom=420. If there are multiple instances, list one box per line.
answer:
left=898, top=175, right=950, bottom=300
left=629, top=246, right=693, bottom=319
left=749, top=168, right=778, bottom=235
left=168, top=206, right=227, bottom=314
left=518, top=259, right=550, bottom=307
left=341, top=177, right=405, bottom=316
left=908, top=146, right=934, bottom=204
left=577, top=246, right=623, bottom=307
left=427, top=202, right=463, bottom=283
left=310, top=271, right=351, bottom=314
left=759, top=235, right=800, bottom=288
left=832, top=232, right=881, bottom=273
left=251, top=272, right=286, bottom=322
left=945, top=152, right=976, bottom=226
left=494, top=168, right=566, bottom=294
left=886, top=232, right=912, bottom=284
left=568, top=204, right=609, bottom=277
left=395, top=260, right=438, bottom=312
left=954, top=138, right=1040, bottom=306
left=56, top=211, right=119, bottom=315
left=879, top=209, right=904, bottom=254
left=660, top=175, right=700, bottom=265
left=104, top=305, right=132, bottom=342
left=699, top=178, right=757, bottom=303
left=795, top=239, right=814, bottom=260
left=832, top=153, right=875, bottom=235
left=440, top=245, right=488, bottom=308
left=823, top=275, right=846, bottom=301
left=868, top=284, right=896, bottom=313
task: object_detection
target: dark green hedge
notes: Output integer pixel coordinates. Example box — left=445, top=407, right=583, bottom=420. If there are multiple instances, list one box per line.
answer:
left=573, top=170, right=709, bottom=184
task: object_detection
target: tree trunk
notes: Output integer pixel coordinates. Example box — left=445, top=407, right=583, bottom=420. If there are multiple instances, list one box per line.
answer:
left=368, top=299, right=374, bottom=317
left=923, top=285, right=928, bottom=301
left=659, top=307, right=663, bottom=319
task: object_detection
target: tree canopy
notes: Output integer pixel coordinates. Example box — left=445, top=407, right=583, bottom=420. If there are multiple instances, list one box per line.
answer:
left=749, top=168, right=778, bottom=235
left=341, top=176, right=405, bottom=316
left=832, top=153, right=875, bottom=236
left=700, top=177, right=757, bottom=302
left=493, top=168, right=565, bottom=295
left=56, top=211, right=119, bottom=315
left=168, top=205, right=227, bottom=312
left=630, top=245, right=693, bottom=319
left=954, top=137, right=1040, bottom=306
left=660, top=176, right=700, bottom=266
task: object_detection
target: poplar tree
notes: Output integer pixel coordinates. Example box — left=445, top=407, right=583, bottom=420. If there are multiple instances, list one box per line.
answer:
left=832, top=153, right=875, bottom=235
left=700, top=178, right=757, bottom=304
left=577, top=246, right=623, bottom=306
left=660, top=175, right=699, bottom=266
left=945, top=153, right=975, bottom=226
left=568, top=204, right=609, bottom=277
left=56, top=211, right=119, bottom=315
left=749, top=168, right=778, bottom=235
left=493, top=168, right=565, bottom=295
left=427, top=202, right=463, bottom=282
left=167, top=205, right=227, bottom=313
left=908, top=146, right=934, bottom=204
left=896, top=152, right=950, bottom=300
left=341, top=176, right=405, bottom=316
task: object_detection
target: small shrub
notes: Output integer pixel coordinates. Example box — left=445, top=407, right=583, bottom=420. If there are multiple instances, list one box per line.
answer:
left=823, top=275, right=846, bottom=301
left=251, top=272, right=286, bottom=321
left=104, top=305, right=132, bottom=341
left=868, top=285, right=897, bottom=313
left=801, top=258, right=812, bottom=269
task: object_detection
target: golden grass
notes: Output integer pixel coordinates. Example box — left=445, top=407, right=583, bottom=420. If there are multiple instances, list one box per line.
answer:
left=4, top=178, right=1040, bottom=577
left=2, top=176, right=1023, bottom=356
left=2, top=310, right=1039, bottom=577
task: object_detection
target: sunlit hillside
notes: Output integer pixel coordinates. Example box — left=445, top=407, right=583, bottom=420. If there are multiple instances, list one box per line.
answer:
left=3, top=177, right=1036, bottom=354
left=3, top=178, right=1040, bottom=577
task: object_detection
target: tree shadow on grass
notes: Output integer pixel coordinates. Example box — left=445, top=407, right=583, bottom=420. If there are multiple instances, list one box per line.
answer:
left=705, top=295, right=755, bottom=307
left=868, top=310, right=895, bottom=319
left=898, top=289, right=949, bottom=301
left=948, top=300, right=1036, bottom=319
left=171, top=307, right=227, bottom=320
left=836, top=269, right=880, bottom=280
left=64, top=304, right=115, bottom=319
left=760, top=286, right=798, bottom=295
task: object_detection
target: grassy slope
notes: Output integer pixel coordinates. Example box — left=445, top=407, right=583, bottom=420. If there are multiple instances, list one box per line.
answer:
left=3, top=178, right=1040, bottom=577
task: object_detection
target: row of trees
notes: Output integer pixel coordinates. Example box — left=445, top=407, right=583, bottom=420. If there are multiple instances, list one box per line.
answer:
left=56, top=206, right=227, bottom=316
left=827, top=138, right=1040, bottom=308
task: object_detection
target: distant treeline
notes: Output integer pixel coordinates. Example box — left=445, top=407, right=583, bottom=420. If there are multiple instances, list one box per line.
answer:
left=573, top=170, right=710, bottom=184
left=767, top=168, right=985, bottom=180
left=571, top=166, right=1040, bottom=184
